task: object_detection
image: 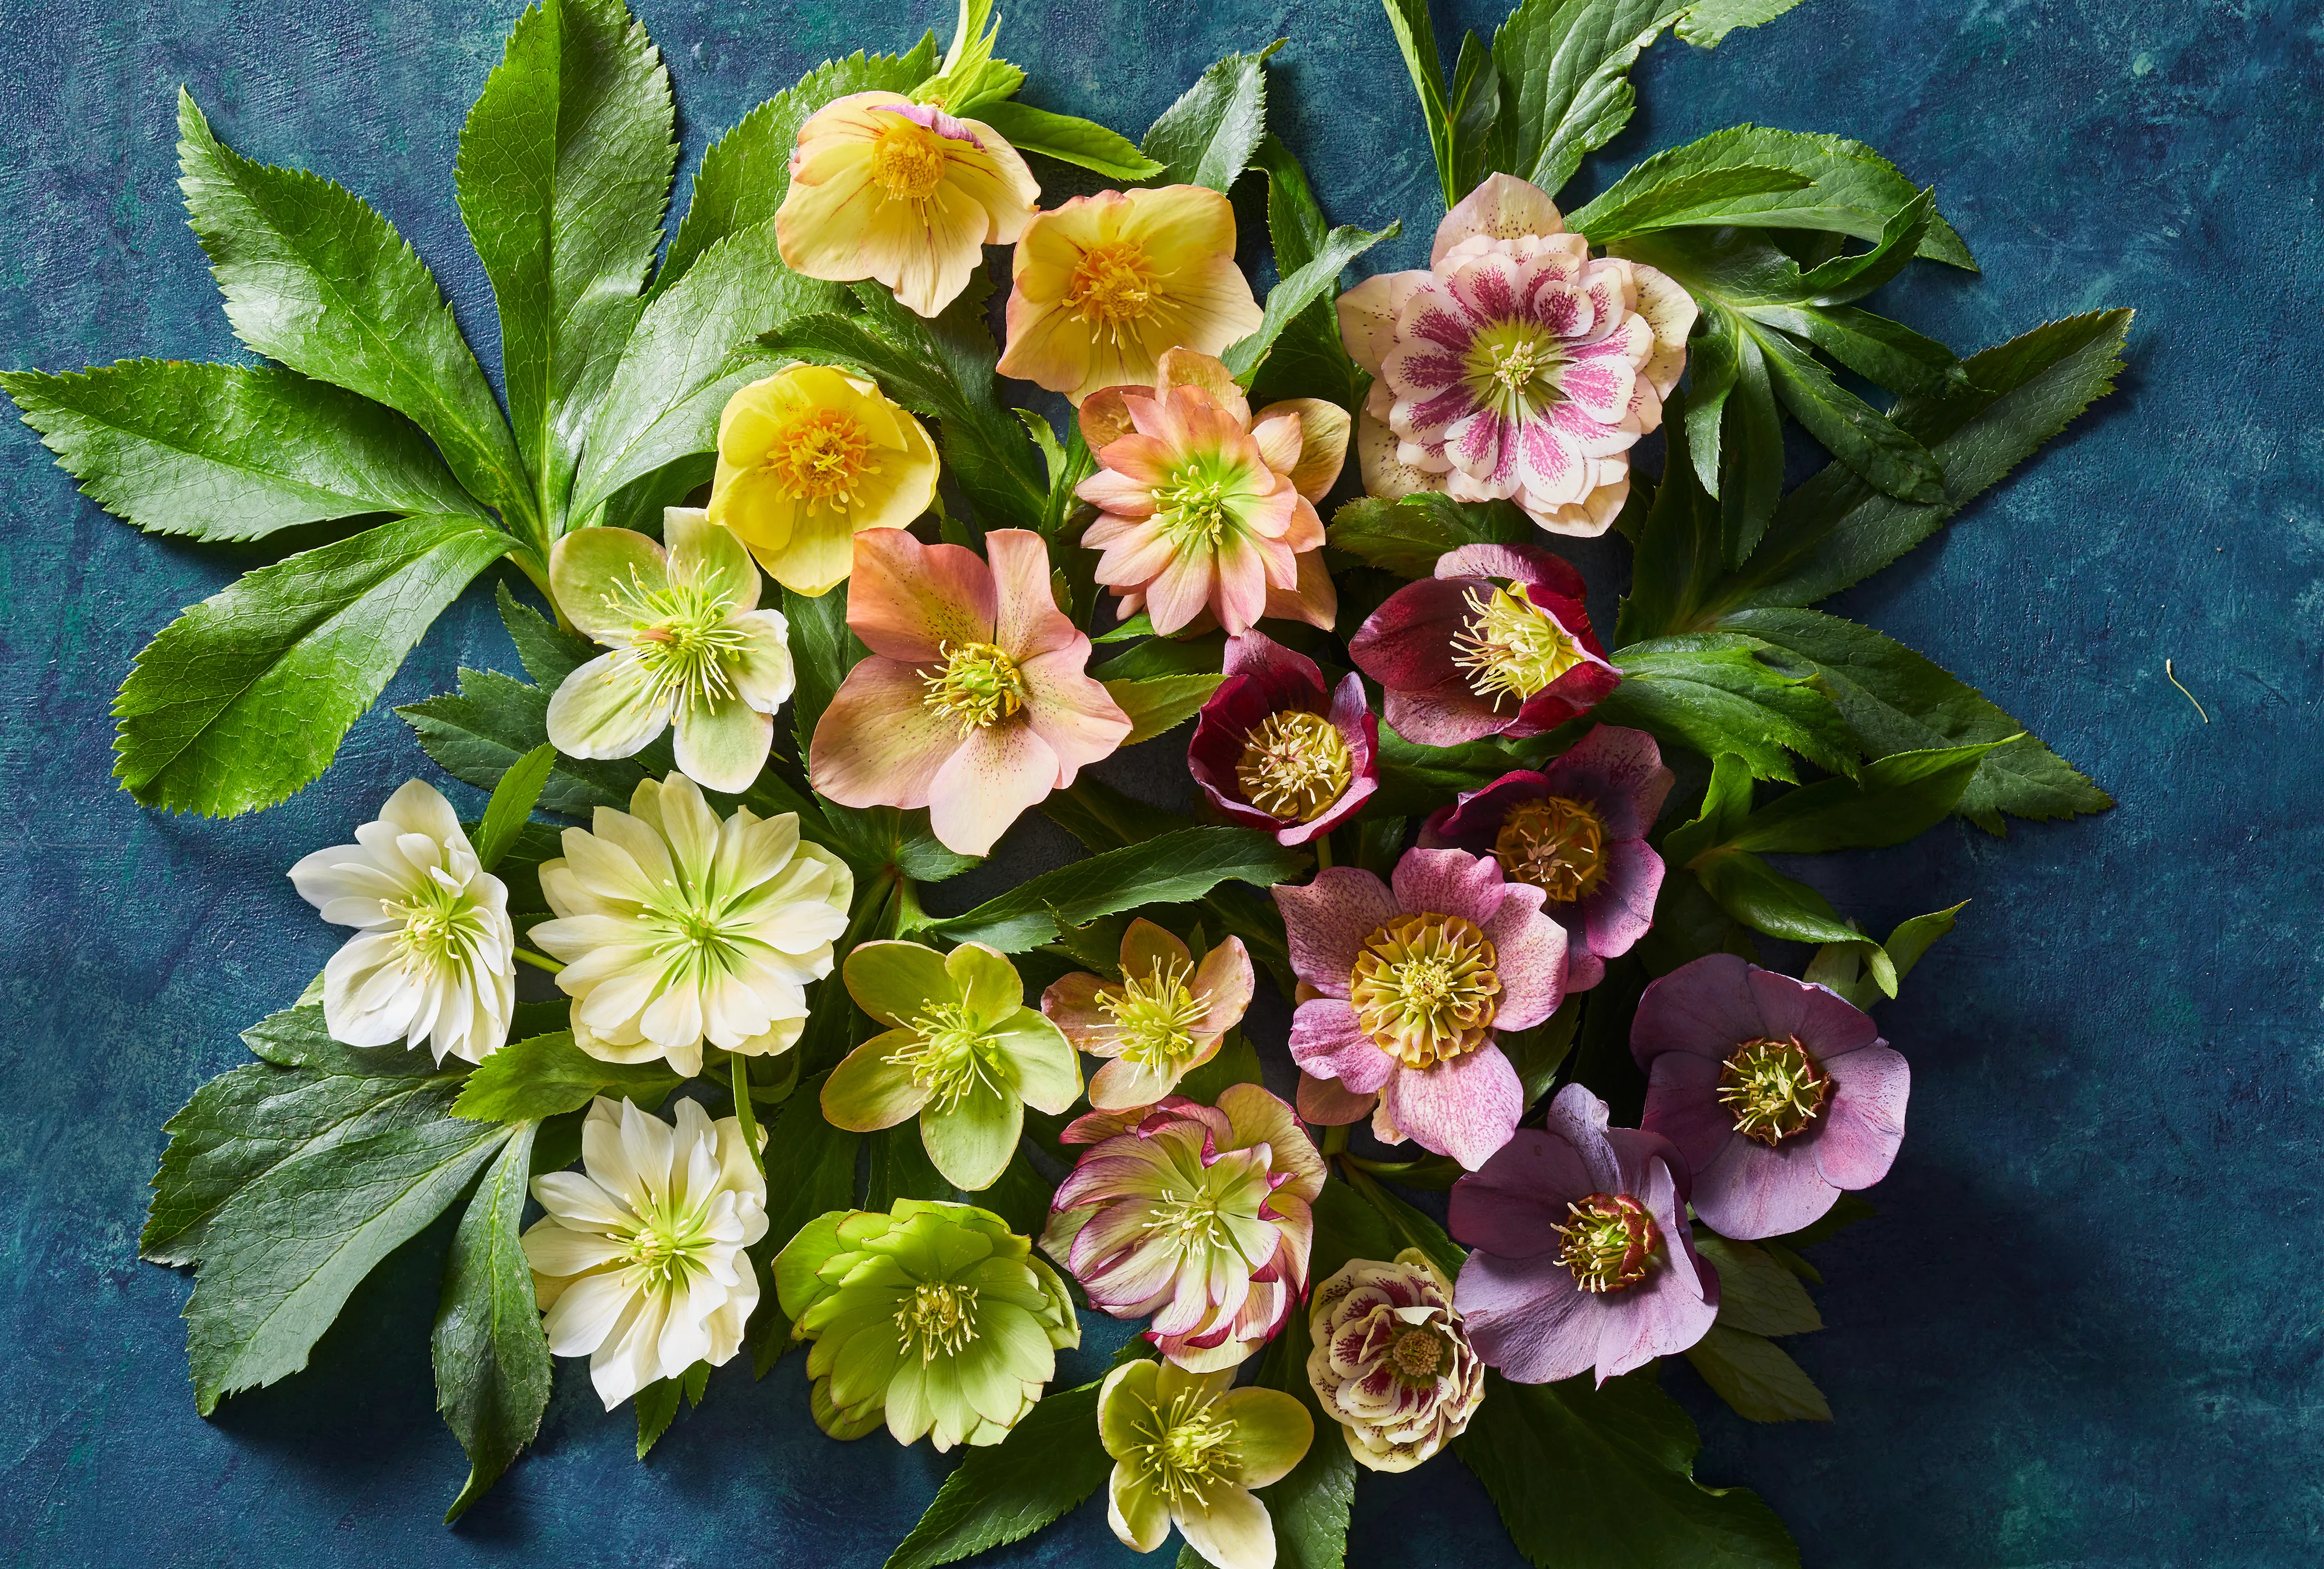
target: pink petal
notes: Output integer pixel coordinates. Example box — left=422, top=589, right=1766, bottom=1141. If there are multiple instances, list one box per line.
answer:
left=845, top=529, right=995, bottom=663
left=1274, top=868, right=1400, bottom=996
left=987, top=528, right=1077, bottom=662
left=1379, top=1045, right=1522, bottom=1169
left=807, top=657, right=964, bottom=809
left=1297, top=1070, right=1378, bottom=1126
left=926, top=720, right=1060, bottom=856
left=1019, top=646, right=1132, bottom=782
left=1813, top=1043, right=1909, bottom=1190
left=1287, top=1000, right=1397, bottom=1095
left=1629, top=954, right=1766, bottom=1066
left=1432, top=173, right=1565, bottom=264
left=1389, top=846, right=1509, bottom=931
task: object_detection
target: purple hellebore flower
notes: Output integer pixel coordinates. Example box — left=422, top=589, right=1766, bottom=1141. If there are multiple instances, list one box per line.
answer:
left=1448, top=1083, right=1717, bottom=1386
left=1419, top=723, right=1674, bottom=992
left=1347, top=542, right=1619, bottom=748
left=1275, top=847, right=1566, bottom=1169
left=1631, top=954, right=1910, bottom=1240
left=1189, top=631, right=1380, bottom=846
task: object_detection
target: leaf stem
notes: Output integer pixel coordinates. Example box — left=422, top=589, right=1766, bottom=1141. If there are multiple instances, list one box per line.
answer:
left=728, top=1050, right=765, bottom=1175
left=891, top=876, right=926, bottom=936
left=512, top=947, right=563, bottom=976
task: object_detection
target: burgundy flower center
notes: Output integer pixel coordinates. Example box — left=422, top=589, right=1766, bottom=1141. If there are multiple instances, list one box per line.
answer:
left=870, top=120, right=951, bottom=200
left=1449, top=583, right=1587, bottom=709
left=1554, top=1192, right=1660, bottom=1294
left=1348, top=913, right=1501, bottom=1069
left=1491, top=795, right=1606, bottom=902
left=1236, top=710, right=1351, bottom=822
left=920, top=640, right=1026, bottom=732
left=1719, top=1036, right=1831, bottom=1146
left=1387, top=1323, right=1448, bottom=1384
left=1065, top=241, right=1156, bottom=332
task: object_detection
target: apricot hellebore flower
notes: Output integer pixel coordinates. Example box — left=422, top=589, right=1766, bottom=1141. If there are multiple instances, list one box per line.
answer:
left=998, top=185, right=1265, bottom=405
left=547, top=507, right=795, bottom=794
left=1100, top=1357, right=1314, bottom=1569
left=1041, top=918, right=1256, bottom=1111
left=1631, top=954, right=1910, bottom=1240
left=1075, top=348, right=1345, bottom=635
left=824, top=940, right=1082, bottom=1191
left=1306, top=1249, right=1486, bottom=1471
left=775, top=91, right=1041, bottom=317
left=1336, top=172, right=1694, bottom=536
left=776, top=1199, right=1080, bottom=1451
left=809, top=528, right=1132, bottom=856
left=706, top=365, right=940, bottom=597
left=1189, top=630, right=1380, bottom=847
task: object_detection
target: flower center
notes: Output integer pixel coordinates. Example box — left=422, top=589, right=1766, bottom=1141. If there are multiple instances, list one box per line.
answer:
left=1146, top=1191, right=1231, bottom=1249
left=870, top=121, right=951, bottom=199
left=1066, top=241, right=1156, bottom=334
left=762, top=407, right=879, bottom=511
left=1465, top=321, right=1566, bottom=419
left=603, top=567, right=749, bottom=714
left=1493, top=796, right=1607, bottom=902
left=921, top=640, right=1027, bottom=732
left=1156, top=464, right=1240, bottom=549
left=388, top=870, right=488, bottom=975
left=1554, top=1192, right=1660, bottom=1294
left=887, top=1000, right=1001, bottom=1112
left=1236, top=710, right=1353, bottom=823
left=1719, top=1036, right=1832, bottom=1146
left=1348, top=913, right=1502, bottom=1069
left=1387, top=1323, right=1448, bottom=1384
left=895, top=1281, right=980, bottom=1362
left=1450, top=583, right=1588, bottom=709
left=622, top=1206, right=709, bottom=1291
left=1098, top=958, right=1210, bottom=1067
left=1136, top=1392, right=1240, bottom=1509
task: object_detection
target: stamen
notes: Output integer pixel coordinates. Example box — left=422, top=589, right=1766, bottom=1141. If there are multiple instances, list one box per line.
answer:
left=1491, top=795, right=1607, bottom=902
left=1466, top=323, right=1567, bottom=418
left=921, top=640, right=1027, bottom=732
left=388, top=878, right=490, bottom=977
left=1450, top=583, right=1588, bottom=708
left=1134, top=1389, right=1241, bottom=1511
left=870, top=122, right=950, bottom=199
left=760, top=407, right=880, bottom=512
left=1236, top=710, right=1352, bottom=823
left=1718, top=1036, right=1831, bottom=1146
left=1157, top=464, right=1234, bottom=547
left=1387, top=1323, right=1448, bottom=1384
left=601, top=565, right=750, bottom=715
left=1554, top=1192, right=1659, bottom=1293
left=1065, top=241, right=1156, bottom=338
left=886, top=1000, right=1001, bottom=1112
left=1348, top=914, right=1501, bottom=1069
left=1097, top=958, right=1210, bottom=1067
left=895, top=1281, right=980, bottom=1362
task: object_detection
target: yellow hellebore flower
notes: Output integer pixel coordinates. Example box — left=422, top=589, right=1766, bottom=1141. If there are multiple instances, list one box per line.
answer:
left=708, top=364, right=940, bottom=597
left=997, top=185, right=1265, bottom=405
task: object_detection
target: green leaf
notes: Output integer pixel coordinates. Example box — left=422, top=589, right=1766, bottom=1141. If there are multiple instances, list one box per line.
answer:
left=1569, top=164, right=1812, bottom=246
left=882, top=1380, right=1112, bottom=1568
left=657, top=41, right=939, bottom=293
left=1683, top=1326, right=1832, bottom=1423
left=1593, top=633, right=1856, bottom=783
left=1176, top=1030, right=1264, bottom=1104
left=1657, top=751, right=1755, bottom=869
left=634, top=1374, right=682, bottom=1457
left=974, top=99, right=1165, bottom=180
left=1489, top=0, right=1686, bottom=200
left=1691, top=847, right=1863, bottom=947
left=1141, top=41, right=1283, bottom=192
left=472, top=743, right=557, bottom=872
left=1791, top=188, right=1936, bottom=306
left=1501, top=998, right=1580, bottom=1111
left=1107, top=674, right=1226, bottom=745
left=1253, top=1301, right=1357, bottom=1569
left=1375, top=0, right=1457, bottom=206
left=916, top=0, right=1012, bottom=114
left=1447, top=28, right=1502, bottom=198
left=1327, top=492, right=1530, bottom=578
left=1222, top=220, right=1400, bottom=384
left=865, top=1126, right=952, bottom=1208
left=450, top=1031, right=682, bottom=1122
left=432, top=1119, right=550, bottom=1520
left=1455, top=1368, right=1799, bottom=1567
left=1246, top=138, right=1371, bottom=412
left=926, top=828, right=1310, bottom=951
left=1307, top=1175, right=1401, bottom=1287
left=1369, top=726, right=1520, bottom=819
left=1040, top=778, right=1191, bottom=851
left=1251, top=135, right=1330, bottom=274
left=1740, top=317, right=1944, bottom=504
left=1089, top=629, right=1227, bottom=680
left=747, top=1083, right=862, bottom=1374
left=1676, top=0, right=1809, bottom=48
left=399, top=664, right=648, bottom=817
left=175, top=91, right=533, bottom=528
left=112, top=513, right=513, bottom=815
left=498, top=579, right=597, bottom=686
left=1720, top=741, right=1994, bottom=854
left=1884, top=900, right=1965, bottom=979
left=1744, top=303, right=1962, bottom=400
left=1616, top=396, right=1724, bottom=646
left=0, top=360, right=486, bottom=540
left=1695, top=1233, right=1821, bottom=1337
left=783, top=581, right=863, bottom=761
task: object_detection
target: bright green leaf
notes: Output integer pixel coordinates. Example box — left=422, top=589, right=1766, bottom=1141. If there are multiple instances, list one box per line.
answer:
left=1107, top=673, right=1226, bottom=744
left=432, top=1119, right=550, bottom=1520
left=1327, top=492, right=1530, bottom=578
left=1570, top=163, right=1812, bottom=246
left=1223, top=220, right=1400, bottom=384
left=882, top=1380, right=1111, bottom=1568
left=450, top=1031, right=682, bottom=1122
left=1142, top=42, right=1283, bottom=191
left=1594, top=633, right=1857, bottom=783
left=926, top=828, right=1310, bottom=951
left=1489, top=0, right=1686, bottom=200
left=1692, top=847, right=1863, bottom=947
left=974, top=99, right=1165, bottom=180
left=1676, top=0, right=1809, bottom=48
left=472, top=743, right=557, bottom=872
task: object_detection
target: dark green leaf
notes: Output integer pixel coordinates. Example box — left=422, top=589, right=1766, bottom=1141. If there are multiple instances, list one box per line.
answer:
left=1344, top=1166, right=1466, bottom=1281
left=784, top=581, right=863, bottom=761
left=1490, top=0, right=1686, bottom=199
left=1108, top=674, right=1226, bottom=744
left=1089, top=629, right=1228, bottom=681
left=1655, top=751, right=1754, bottom=869
left=1744, top=302, right=1963, bottom=398
left=498, top=579, right=597, bottom=686
left=1720, top=741, right=1993, bottom=854
left=1695, top=1233, right=1821, bottom=1337
left=1308, top=1176, right=1401, bottom=1285
left=1141, top=42, right=1283, bottom=192
left=1447, top=28, right=1502, bottom=197
left=1251, top=135, right=1330, bottom=274
left=1040, top=778, right=1190, bottom=851
left=1683, top=1326, right=1831, bottom=1423
left=1792, top=187, right=1935, bottom=305
left=1254, top=1301, right=1357, bottom=1569
left=1177, top=1030, right=1264, bottom=1104
left=1594, top=634, right=1856, bottom=783
left=1634, top=866, right=1758, bottom=975
left=451, top=1031, right=682, bottom=1122
left=866, top=1126, right=953, bottom=1208
left=975, top=99, right=1165, bottom=180
left=1369, top=726, right=1520, bottom=819
left=1376, top=0, right=1456, bottom=204
left=1502, top=999, right=1580, bottom=1110
left=1223, top=220, right=1400, bottom=384
left=1766, top=1191, right=1874, bottom=1252
left=1617, top=400, right=1723, bottom=646
left=1691, top=847, right=1862, bottom=947
left=1720, top=325, right=1784, bottom=564
left=883, top=1379, right=1111, bottom=1568
left=1327, top=492, right=1530, bottom=578
left=747, top=1083, right=862, bottom=1374
left=1741, top=318, right=1944, bottom=503
left=1570, top=164, right=1812, bottom=246
left=400, top=664, right=648, bottom=817
left=473, top=743, right=557, bottom=872
left=926, top=828, right=1310, bottom=951
left=433, top=1120, right=550, bottom=1520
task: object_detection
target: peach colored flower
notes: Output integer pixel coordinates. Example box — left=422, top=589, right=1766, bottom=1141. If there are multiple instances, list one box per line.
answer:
left=808, top=528, right=1132, bottom=856
left=1041, top=917, right=1255, bottom=1111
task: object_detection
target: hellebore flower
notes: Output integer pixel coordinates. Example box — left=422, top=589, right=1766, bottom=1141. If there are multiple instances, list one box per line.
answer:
left=1631, top=953, right=1910, bottom=1239
left=775, top=1198, right=1081, bottom=1450
left=998, top=186, right=1265, bottom=404
left=288, top=779, right=515, bottom=1064
left=1044, top=1086, right=1326, bottom=1372
left=523, top=1097, right=769, bottom=1410
left=776, top=92, right=1041, bottom=317
left=1348, top=542, right=1618, bottom=747
left=1306, top=1249, right=1485, bottom=1472
left=546, top=507, right=796, bottom=794
left=1188, top=631, right=1379, bottom=847
left=1075, top=348, right=1345, bottom=635
left=530, top=773, right=853, bottom=1077
left=706, top=365, right=941, bottom=597
left=1335, top=172, right=1694, bottom=536
left=1041, top=918, right=1256, bottom=1111
left=808, top=528, right=1132, bottom=855
left=1099, top=1357, right=1314, bottom=1569
left=824, top=940, right=1083, bottom=1191
left=1419, top=724, right=1674, bottom=991
left=1275, top=847, right=1566, bottom=1169
left=1448, top=1083, right=1717, bottom=1385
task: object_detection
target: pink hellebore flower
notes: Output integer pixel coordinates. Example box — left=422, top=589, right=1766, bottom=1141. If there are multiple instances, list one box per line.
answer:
left=1631, top=954, right=1910, bottom=1240
left=1075, top=348, right=1345, bottom=636
left=1188, top=631, right=1379, bottom=848
left=1336, top=173, right=1694, bottom=536
left=808, top=528, right=1132, bottom=857
left=1349, top=542, right=1619, bottom=748
left=1449, top=1083, right=1718, bottom=1386
left=1275, top=847, right=1566, bottom=1170
left=1041, top=918, right=1256, bottom=1112
left=1043, top=1086, right=1326, bottom=1373
left=1419, top=725, right=1674, bottom=991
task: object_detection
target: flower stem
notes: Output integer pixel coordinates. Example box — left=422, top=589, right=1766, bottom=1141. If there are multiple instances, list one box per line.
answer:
left=1321, top=1122, right=1351, bottom=1157
left=728, top=1050, right=765, bottom=1175
left=1312, top=832, right=1333, bottom=872
left=891, top=876, right=926, bottom=936
left=512, top=947, right=563, bottom=976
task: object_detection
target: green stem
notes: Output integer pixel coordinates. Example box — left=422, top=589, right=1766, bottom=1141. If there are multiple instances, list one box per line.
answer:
left=512, top=947, right=563, bottom=976
left=1321, top=1123, right=1351, bottom=1158
left=891, top=875, right=926, bottom=936
left=1312, top=832, right=1334, bottom=872
left=728, top=1050, right=765, bottom=1174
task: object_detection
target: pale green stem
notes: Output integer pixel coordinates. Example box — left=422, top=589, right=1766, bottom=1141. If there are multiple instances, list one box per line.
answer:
left=513, top=947, right=563, bottom=976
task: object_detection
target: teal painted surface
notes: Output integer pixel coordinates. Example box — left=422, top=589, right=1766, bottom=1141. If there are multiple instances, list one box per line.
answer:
left=1, top=0, right=2319, bottom=1563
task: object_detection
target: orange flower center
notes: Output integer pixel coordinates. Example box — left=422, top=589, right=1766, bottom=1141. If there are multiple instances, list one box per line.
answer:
left=762, top=409, right=878, bottom=511
left=1066, top=241, right=1156, bottom=331
left=1493, top=796, right=1606, bottom=902
left=871, top=121, right=950, bottom=200
left=1348, top=913, right=1501, bottom=1069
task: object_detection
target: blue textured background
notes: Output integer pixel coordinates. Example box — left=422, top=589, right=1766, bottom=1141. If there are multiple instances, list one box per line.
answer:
left=3, top=0, right=2319, bottom=1563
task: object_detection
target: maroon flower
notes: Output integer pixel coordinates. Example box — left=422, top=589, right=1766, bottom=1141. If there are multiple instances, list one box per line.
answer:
left=1347, top=542, right=1618, bottom=747
left=1189, top=631, right=1380, bottom=846
left=1419, top=724, right=1673, bottom=991
left=1631, top=954, right=1910, bottom=1240
left=1448, top=1083, right=1717, bottom=1385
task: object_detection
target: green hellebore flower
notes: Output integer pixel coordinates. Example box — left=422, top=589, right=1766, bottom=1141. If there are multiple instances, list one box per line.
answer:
left=1099, top=1357, right=1314, bottom=1569
left=823, top=940, right=1082, bottom=1191
left=775, top=1198, right=1080, bottom=1451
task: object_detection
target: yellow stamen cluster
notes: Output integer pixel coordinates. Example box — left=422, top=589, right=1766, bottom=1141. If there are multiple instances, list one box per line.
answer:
left=1718, top=1036, right=1832, bottom=1147
left=1236, top=710, right=1352, bottom=823
left=886, top=1000, right=1001, bottom=1112
left=1098, top=958, right=1209, bottom=1068
left=1387, top=1323, right=1449, bottom=1385
left=389, top=874, right=492, bottom=977
left=921, top=640, right=1027, bottom=732
left=1450, top=583, right=1587, bottom=708
left=1492, top=795, right=1608, bottom=902
left=762, top=407, right=880, bottom=511
left=1158, top=466, right=1233, bottom=547
left=1349, top=913, right=1502, bottom=1069
left=871, top=121, right=951, bottom=199
left=1554, top=1192, right=1659, bottom=1294
left=1131, top=1389, right=1242, bottom=1511
left=896, top=1281, right=981, bottom=1362
left=602, top=567, right=749, bottom=715
left=1066, top=241, right=1156, bottom=334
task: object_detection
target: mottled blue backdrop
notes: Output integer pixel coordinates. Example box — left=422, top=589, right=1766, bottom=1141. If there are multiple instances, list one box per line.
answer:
left=2, top=0, right=2319, bottom=1564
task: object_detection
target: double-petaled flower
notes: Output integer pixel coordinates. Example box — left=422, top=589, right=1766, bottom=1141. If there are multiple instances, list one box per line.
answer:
left=1306, top=1249, right=1485, bottom=1472
left=1188, top=630, right=1380, bottom=847
left=1041, top=918, right=1255, bottom=1111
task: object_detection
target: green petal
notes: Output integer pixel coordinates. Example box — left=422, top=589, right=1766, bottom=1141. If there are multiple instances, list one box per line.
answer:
left=884, top=1356, right=933, bottom=1445
left=921, top=1351, right=975, bottom=1450
left=1099, top=1359, right=1161, bottom=1458
left=546, top=651, right=672, bottom=760
left=1214, top=1387, right=1315, bottom=1489
left=980, top=1299, right=1060, bottom=1385
left=774, top=1212, right=849, bottom=1319
left=811, top=1375, right=887, bottom=1441
left=991, top=1009, right=1084, bottom=1116
left=1106, top=1463, right=1174, bottom=1553
left=827, top=1321, right=908, bottom=1410
left=946, top=942, right=1025, bottom=1022
left=672, top=693, right=774, bottom=796
left=844, top=940, right=955, bottom=1026
left=955, top=1332, right=1036, bottom=1427
left=922, top=1078, right=1023, bottom=1192
left=1176, top=1484, right=1273, bottom=1569
left=550, top=525, right=666, bottom=640
left=663, top=505, right=759, bottom=610
left=822, top=1034, right=932, bottom=1131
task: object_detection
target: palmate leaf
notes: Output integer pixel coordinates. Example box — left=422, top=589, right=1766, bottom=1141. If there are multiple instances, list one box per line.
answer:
left=432, top=1119, right=550, bottom=1520
left=1487, top=0, right=1691, bottom=200
left=113, top=513, right=513, bottom=815
left=0, top=360, right=486, bottom=540
left=924, top=827, right=1311, bottom=951
left=1142, top=41, right=1282, bottom=191
left=400, top=663, right=641, bottom=816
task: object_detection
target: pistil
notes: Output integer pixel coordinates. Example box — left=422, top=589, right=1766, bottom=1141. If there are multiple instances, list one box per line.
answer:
left=921, top=640, right=1027, bottom=732
left=1554, top=1192, right=1659, bottom=1293
left=1450, top=583, right=1588, bottom=708
left=1098, top=958, right=1210, bottom=1068
left=896, top=1281, right=981, bottom=1362
left=887, top=1000, right=1001, bottom=1111
left=1718, top=1036, right=1831, bottom=1146
left=1236, top=710, right=1352, bottom=822
left=1065, top=241, right=1156, bottom=337
left=1492, top=795, right=1607, bottom=902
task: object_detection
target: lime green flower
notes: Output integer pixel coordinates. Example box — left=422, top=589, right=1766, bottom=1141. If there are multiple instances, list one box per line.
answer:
left=776, top=1199, right=1080, bottom=1450
left=822, top=940, right=1082, bottom=1190
left=1099, top=1357, right=1314, bottom=1569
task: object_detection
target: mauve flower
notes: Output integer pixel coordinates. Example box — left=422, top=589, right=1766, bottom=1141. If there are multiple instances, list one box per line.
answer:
left=1449, top=1083, right=1717, bottom=1385
left=1306, top=1249, right=1485, bottom=1471
left=1335, top=173, right=1694, bottom=536
left=1189, top=631, right=1379, bottom=847
left=1042, top=918, right=1255, bottom=1111
left=1275, top=847, right=1566, bottom=1169
left=1042, top=1086, right=1326, bottom=1372
left=1419, top=725, right=1673, bottom=991
left=808, top=528, right=1132, bottom=856
left=1348, top=542, right=1618, bottom=748
left=1631, top=954, right=1910, bottom=1240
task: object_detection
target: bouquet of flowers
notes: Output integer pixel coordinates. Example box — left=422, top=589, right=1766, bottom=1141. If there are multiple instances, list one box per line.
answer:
left=5, top=0, right=2125, bottom=1561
